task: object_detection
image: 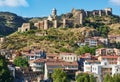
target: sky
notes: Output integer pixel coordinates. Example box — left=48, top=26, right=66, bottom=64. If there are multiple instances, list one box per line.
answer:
left=0, top=0, right=120, bottom=17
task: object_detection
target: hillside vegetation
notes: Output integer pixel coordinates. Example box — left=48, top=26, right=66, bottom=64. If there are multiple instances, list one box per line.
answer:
left=0, top=11, right=120, bottom=54
left=0, top=12, right=27, bottom=36
left=1, top=27, right=98, bottom=53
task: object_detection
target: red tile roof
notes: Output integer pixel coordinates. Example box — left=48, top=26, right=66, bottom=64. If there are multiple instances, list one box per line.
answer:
left=100, top=55, right=119, bottom=59
left=60, top=52, right=76, bottom=56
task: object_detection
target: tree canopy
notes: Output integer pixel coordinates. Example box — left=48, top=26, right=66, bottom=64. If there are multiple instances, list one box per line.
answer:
left=14, top=56, right=28, bottom=67
left=0, top=55, right=13, bottom=82
left=104, top=74, right=120, bottom=82
left=75, top=45, right=96, bottom=55
left=52, top=68, right=68, bottom=82
left=76, top=73, right=96, bottom=82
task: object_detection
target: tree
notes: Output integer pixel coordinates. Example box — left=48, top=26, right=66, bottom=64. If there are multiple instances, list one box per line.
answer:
left=76, top=73, right=96, bottom=82
left=104, top=74, right=120, bottom=82
left=75, top=45, right=96, bottom=55
left=14, top=56, right=28, bottom=67
left=90, top=75, right=95, bottom=82
left=104, top=74, right=110, bottom=82
left=0, top=55, right=13, bottom=82
left=52, top=68, right=68, bottom=82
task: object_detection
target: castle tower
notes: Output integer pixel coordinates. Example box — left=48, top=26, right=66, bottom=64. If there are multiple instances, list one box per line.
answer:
left=54, top=20, right=57, bottom=28
left=63, top=19, right=66, bottom=28
left=52, top=8, right=57, bottom=19
left=99, top=10, right=102, bottom=16
left=85, top=11, right=88, bottom=16
left=80, top=13, right=83, bottom=25
left=44, top=20, right=49, bottom=30
left=104, top=8, right=112, bottom=15
left=92, top=12, right=96, bottom=16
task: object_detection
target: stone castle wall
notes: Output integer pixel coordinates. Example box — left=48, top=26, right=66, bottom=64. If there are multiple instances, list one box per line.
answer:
left=18, top=8, right=113, bottom=31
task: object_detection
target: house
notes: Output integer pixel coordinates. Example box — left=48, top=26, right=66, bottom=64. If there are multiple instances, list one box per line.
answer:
left=84, top=38, right=98, bottom=47
left=84, top=59, right=120, bottom=81
left=15, top=67, right=43, bottom=82
left=44, top=59, right=78, bottom=80
left=0, top=49, right=13, bottom=59
left=98, top=55, right=119, bottom=64
left=84, top=60, right=101, bottom=72
left=77, top=37, right=108, bottom=47
left=29, top=58, right=46, bottom=72
left=78, top=53, right=97, bottom=70
left=22, top=49, right=46, bottom=60
left=46, top=53, right=59, bottom=59
left=108, top=35, right=120, bottom=43
left=96, top=48, right=120, bottom=56
left=92, top=60, right=120, bottom=81
left=59, top=53, right=78, bottom=62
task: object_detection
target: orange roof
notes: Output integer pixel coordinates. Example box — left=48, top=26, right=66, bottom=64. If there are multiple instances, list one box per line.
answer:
left=79, top=53, right=97, bottom=59
left=85, top=60, right=100, bottom=63
left=46, top=53, right=59, bottom=57
left=60, top=52, right=76, bottom=56
left=30, top=58, right=46, bottom=63
left=30, top=58, right=64, bottom=63
left=63, top=62, right=78, bottom=66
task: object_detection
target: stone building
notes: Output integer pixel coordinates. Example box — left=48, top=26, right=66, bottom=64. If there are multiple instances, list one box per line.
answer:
left=19, top=8, right=113, bottom=31
left=18, top=23, right=30, bottom=32
left=72, top=8, right=112, bottom=25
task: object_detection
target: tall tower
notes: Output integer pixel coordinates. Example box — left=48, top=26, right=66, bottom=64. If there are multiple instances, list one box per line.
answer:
left=80, top=13, right=83, bottom=25
left=104, top=8, right=112, bottom=15
left=52, top=8, right=57, bottom=19
left=63, top=19, right=66, bottom=28
left=44, top=20, right=49, bottom=30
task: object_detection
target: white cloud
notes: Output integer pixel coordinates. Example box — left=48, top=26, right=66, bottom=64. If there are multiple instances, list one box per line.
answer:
left=0, top=0, right=29, bottom=7
left=109, top=0, right=120, bottom=6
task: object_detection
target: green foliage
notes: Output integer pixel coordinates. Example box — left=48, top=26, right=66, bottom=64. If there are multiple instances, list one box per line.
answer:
left=75, top=45, right=96, bottom=55
left=111, top=42, right=120, bottom=49
left=52, top=68, right=68, bottom=82
left=104, top=74, right=120, bottom=82
left=0, top=55, right=13, bottom=82
left=14, top=56, right=28, bottom=67
left=60, top=47, right=71, bottom=52
left=76, top=73, right=96, bottom=82
left=96, top=25, right=110, bottom=37
left=0, top=12, right=27, bottom=36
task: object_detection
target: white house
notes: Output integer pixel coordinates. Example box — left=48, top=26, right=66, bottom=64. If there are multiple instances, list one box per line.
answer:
left=84, top=59, right=120, bottom=81
left=59, top=53, right=78, bottom=62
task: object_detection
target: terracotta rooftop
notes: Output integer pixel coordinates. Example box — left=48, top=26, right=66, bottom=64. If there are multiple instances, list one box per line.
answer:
left=60, top=52, right=77, bottom=56
left=30, top=58, right=46, bottom=63
left=63, top=62, right=78, bottom=66
left=30, top=58, right=64, bottom=63
left=46, top=53, right=59, bottom=57
left=85, top=60, right=100, bottom=63
left=22, top=49, right=44, bottom=56
left=79, top=53, right=97, bottom=59
left=46, top=61, right=78, bottom=66
left=100, top=55, right=119, bottom=58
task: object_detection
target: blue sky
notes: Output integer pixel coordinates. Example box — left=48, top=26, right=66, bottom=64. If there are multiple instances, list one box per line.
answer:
left=0, top=0, right=120, bottom=17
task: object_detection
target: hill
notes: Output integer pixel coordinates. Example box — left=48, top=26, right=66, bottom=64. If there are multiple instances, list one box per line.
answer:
left=0, top=12, right=27, bottom=36
left=1, top=27, right=98, bottom=53
left=0, top=9, right=120, bottom=54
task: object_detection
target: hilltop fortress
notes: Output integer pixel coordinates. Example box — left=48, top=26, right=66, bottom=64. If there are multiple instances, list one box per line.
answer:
left=18, top=8, right=112, bottom=32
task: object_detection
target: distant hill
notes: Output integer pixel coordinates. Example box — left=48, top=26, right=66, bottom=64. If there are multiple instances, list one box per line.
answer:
left=0, top=12, right=27, bottom=36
